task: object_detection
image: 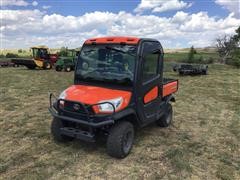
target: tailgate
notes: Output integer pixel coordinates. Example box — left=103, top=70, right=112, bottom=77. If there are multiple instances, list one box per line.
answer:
left=162, top=79, right=178, bottom=97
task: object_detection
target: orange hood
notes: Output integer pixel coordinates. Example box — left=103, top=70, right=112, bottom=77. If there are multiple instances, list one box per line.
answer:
left=63, top=85, right=132, bottom=111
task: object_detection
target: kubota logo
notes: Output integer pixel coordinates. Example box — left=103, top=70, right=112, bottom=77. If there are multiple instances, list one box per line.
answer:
left=73, top=104, right=81, bottom=111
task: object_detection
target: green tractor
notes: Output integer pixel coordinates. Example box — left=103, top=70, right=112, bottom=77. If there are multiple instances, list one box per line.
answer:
left=55, top=49, right=79, bottom=72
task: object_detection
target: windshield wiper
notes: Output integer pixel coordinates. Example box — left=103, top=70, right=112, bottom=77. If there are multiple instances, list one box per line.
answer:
left=105, top=46, right=135, bottom=57
left=102, top=77, right=132, bottom=85
left=105, top=46, right=126, bottom=53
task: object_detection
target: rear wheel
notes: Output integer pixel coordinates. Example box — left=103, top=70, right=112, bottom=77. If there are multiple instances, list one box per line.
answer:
left=51, top=117, right=74, bottom=142
left=107, top=121, right=134, bottom=158
left=64, top=66, right=71, bottom=72
left=43, top=61, right=52, bottom=70
left=157, top=103, right=172, bottom=127
left=55, top=65, right=63, bottom=72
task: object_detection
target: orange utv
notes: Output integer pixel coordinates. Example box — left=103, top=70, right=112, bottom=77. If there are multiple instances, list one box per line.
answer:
left=49, top=36, right=178, bottom=158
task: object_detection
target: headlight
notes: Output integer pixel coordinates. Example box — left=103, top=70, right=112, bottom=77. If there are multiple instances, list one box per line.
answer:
left=59, top=90, right=66, bottom=99
left=98, top=97, right=123, bottom=113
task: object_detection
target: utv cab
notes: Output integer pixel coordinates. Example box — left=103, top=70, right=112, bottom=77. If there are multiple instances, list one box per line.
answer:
left=49, top=37, right=178, bottom=158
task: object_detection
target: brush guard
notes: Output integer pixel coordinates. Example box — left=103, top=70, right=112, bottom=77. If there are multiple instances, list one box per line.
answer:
left=49, top=93, right=115, bottom=128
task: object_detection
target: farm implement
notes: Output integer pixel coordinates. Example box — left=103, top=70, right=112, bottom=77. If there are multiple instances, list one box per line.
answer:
left=173, top=63, right=208, bottom=75
left=11, top=46, right=58, bottom=70
left=0, top=61, right=19, bottom=68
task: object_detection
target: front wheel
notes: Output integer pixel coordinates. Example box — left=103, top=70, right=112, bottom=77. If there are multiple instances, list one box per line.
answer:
left=156, top=103, right=173, bottom=127
left=55, top=65, right=63, bottom=72
left=107, top=121, right=134, bottom=158
left=51, top=117, right=74, bottom=142
left=64, top=66, right=71, bottom=72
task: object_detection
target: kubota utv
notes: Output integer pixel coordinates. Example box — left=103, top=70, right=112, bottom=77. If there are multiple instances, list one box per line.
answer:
left=49, top=37, right=178, bottom=158
left=11, top=46, right=58, bottom=69
left=55, top=49, right=79, bottom=72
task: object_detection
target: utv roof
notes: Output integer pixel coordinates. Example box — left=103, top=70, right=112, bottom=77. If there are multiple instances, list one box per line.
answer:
left=31, top=46, right=49, bottom=49
left=84, top=36, right=140, bottom=45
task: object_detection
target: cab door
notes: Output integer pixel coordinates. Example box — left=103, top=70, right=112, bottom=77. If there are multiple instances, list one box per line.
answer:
left=136, top=41, right=163, bottom=125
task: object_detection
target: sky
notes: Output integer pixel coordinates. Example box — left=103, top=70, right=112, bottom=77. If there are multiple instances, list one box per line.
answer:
left=0, top=0, right=240, bottom=49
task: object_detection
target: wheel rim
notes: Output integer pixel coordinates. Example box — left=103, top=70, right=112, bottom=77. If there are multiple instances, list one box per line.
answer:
left=123, top=131, right=133, bottom=154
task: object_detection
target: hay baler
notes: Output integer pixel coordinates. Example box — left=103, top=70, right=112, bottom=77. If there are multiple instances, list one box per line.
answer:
left=11, top=46, right=58, bottom=70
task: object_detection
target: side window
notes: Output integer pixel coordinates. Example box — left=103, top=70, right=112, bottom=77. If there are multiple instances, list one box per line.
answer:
left=142, top=42, right=160, bottom=82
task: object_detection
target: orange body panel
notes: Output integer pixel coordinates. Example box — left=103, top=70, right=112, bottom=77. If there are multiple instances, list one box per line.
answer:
left=144, top=86, right=159, bottom=104
left=162, top=81, right=178, bottom=97
left=85, top=36, right=140, bottom=45
left=63, top=85, right=132, bottom=113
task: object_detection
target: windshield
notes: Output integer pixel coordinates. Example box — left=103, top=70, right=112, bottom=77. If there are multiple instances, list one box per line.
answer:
left=32, top=48, right=48, bottom=59
left=76, top=44, right=137, bottom=86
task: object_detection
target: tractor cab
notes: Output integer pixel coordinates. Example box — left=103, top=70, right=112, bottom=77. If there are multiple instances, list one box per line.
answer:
left=31, top=46, right=49, bottom=60
left=30, top=46, right=53, bottom=69
left=66, top=49, right=78, bottom=57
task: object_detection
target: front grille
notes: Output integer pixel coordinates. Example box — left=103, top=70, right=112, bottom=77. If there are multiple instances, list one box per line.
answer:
left=59, top=100, right=94, bottom=116
left=64, top=101, right=87, bottom=114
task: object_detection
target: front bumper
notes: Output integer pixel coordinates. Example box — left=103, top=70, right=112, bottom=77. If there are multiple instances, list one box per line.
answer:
left=49, top=93, right=115, bottom=128
left=49, top=107, right=114, bottom=127
left=49, top=93, right=117, bottom=142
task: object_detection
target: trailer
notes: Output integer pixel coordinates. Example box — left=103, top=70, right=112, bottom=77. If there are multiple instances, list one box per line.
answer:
left=173, top=63, right=208, bottom=75
left=0, top=61, right=19, bottom=68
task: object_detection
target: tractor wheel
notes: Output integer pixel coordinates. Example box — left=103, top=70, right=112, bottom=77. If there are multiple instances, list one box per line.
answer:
left=51, top=117, right=74, bottom=142
left=156, top=103, right=173, bottom=127
left=107, top=121, right=134, bottom=158
left=43, top=62, right=52, bottom=70
left=64, top=66, right=71, bottom=72
left=55, top=65, right=62, bottom=72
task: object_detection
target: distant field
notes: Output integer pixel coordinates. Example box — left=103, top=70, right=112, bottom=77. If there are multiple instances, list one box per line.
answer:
left=0, top=64, right=239, bottom=179
left=1, top=48, right=219, bottom=64
left=0, top=48, right=60, bottom=58
left=164, top=51, right=219, bottom=62
left=0, top=49, right=32, bottom=58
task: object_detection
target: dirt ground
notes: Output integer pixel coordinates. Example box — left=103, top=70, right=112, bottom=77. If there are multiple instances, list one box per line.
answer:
left=0, top=64, right=239, bottom=179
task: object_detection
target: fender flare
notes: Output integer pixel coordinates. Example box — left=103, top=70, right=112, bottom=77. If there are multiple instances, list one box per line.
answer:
left=112, top=108, right=141, bottom=126
left=165, top=94, right=175, bottom=104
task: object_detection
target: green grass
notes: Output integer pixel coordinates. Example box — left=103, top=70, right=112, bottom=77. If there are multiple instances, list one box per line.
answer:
left=0, top=63, right=240, bottom=179
left=164, top=51, right=219, bottom=62
left=0, top=49, right=31, bottom=58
